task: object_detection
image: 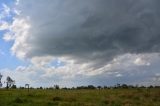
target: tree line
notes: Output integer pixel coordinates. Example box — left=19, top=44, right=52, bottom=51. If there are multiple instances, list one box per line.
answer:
left=17, top=84, right=160, bottom=90
left=1, top=73, right=159, bottom=90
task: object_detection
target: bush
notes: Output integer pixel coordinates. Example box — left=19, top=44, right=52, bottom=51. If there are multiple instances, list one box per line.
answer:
left=52, top=96, right=63, bottom=101
left=13, top=97, right=23, bottom=103
left=11, top=85, right=17, bottom=89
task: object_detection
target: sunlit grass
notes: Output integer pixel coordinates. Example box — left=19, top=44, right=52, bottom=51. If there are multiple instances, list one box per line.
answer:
left=0, top=88, right=160, bottom=106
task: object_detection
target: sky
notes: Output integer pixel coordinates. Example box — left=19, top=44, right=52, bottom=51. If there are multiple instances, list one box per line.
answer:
left=0, top=0, right=160, bottom=88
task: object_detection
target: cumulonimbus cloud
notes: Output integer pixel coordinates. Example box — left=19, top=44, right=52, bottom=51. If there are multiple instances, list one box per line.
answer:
left=3, top=0, right=160, bottom=70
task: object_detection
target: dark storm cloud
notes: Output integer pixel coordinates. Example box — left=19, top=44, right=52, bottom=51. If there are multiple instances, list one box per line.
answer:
left=16, top=0, right=160, bottom=66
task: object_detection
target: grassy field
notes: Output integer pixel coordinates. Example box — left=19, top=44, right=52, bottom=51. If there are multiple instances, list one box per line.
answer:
left=0, top=88, right=160, bottom=106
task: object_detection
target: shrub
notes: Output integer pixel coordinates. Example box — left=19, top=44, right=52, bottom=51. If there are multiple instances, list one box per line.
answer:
left=103, top=99, right=110, bottom=105
left=13, top=97, right=23, bottom=103
left=52, top=96, right=63, bottom=101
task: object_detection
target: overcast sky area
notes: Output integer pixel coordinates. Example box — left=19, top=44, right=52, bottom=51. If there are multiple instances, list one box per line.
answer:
left=0, top=0, right=160, bottom=87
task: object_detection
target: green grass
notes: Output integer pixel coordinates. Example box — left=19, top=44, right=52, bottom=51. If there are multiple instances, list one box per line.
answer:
left=0, top=88, right=160, bottom=106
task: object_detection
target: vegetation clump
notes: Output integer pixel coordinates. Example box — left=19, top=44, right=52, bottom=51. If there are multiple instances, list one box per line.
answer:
left=52, top=96, right=63, bottom=101
left=13, top=97, right=24, bottom=103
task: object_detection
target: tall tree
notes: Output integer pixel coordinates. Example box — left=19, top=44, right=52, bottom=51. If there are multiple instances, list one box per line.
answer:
left=6, top=76, right=15, bottom=89
left=0, top=73, right=2, bottom=88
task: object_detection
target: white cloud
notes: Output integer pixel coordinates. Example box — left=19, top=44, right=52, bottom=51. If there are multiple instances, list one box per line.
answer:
left=31, top=56, right=54, bottom=68
left=13, top=9, right=21, bottom=15
left=0, top=3, right=11, bottom=19
left=134, top=57, right=150, bottom=66
left=2, top=17, right=31, bottom=59
left=116, top=74, right=123, bottom=77
left=0, top=53, right=160, bottom=87
left=2, top=4, right=10, bottom=16
left=15, top=0, right=20, bottom=6
left=3, top=32, right=15, bottom=41
left=0, top=21, right=9, bottom=30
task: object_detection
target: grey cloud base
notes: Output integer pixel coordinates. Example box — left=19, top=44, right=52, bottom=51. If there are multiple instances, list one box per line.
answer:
left=16, top=0, right=160, bottom=64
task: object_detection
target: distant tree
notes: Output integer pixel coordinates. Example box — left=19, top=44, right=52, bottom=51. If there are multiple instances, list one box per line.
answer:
left=140, top=85, right=146, bottom=88
left=62, top=87, right=68, bottom=90
left=71, top=87, right=75, bottom=90
left=19, top=87, right=25, bottom=89
left=77, top=86, right=85, bottom=89
left=148, top=85, right=153, bottom=88
left=39, top=86, right=43, bottom=89
left=6, top=76, right=15, bottom=89
left=121, top=84, right=128, bottom=88
left=54, top=85, right=60, bottom=89
left=30, top=87, right=34, bottom=89
left=11, top=85, right=17, bottom=89
left=76, top=85, right=96, bottom=89
left=97, top=86, right=102, bottom=90
left=155, top=86, right=160, bottom=88
left=104, top=86, right=108, bottom=89
left=0, top=73, right=2, bottom=88
left=116, top=83, right=121, bottom=88
left=128, top=85, right=135, bottom=88
left=87, top=85, right=96, bottom=89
